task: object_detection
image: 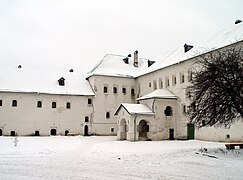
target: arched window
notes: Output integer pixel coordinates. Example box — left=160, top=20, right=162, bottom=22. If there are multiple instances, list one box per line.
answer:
left=12, top=100, right=17, bottom=107
left=106, top=112, right=110, bottom=119
left=66, top=102, right=71, bottom=109
left=85, top=116, right=89, bottom=122
left=52, top=102, right=56, bottom=108
left=0, top=99, right=2, bottom=106
left=113, top=87, right=117, bottom=94
left=37, top=101, right=42, bottom=108
left=104, top=86, right=108, bottom=93
left=164, top=106, right=172, bottom=116
left=88, top=98, right=92, bottom=105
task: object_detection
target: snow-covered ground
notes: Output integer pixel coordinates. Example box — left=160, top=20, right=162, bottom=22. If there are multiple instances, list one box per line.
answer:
left=0, top=136, right=242, bottom=180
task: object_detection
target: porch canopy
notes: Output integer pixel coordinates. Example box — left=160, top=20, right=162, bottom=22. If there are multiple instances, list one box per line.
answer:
left=137, top=89, right=177, bottom=101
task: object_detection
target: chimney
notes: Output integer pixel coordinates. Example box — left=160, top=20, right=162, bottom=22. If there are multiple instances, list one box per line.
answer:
left=133, top=50, right=138, bottom=67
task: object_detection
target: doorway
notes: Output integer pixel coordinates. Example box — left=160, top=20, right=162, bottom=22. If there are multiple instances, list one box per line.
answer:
left=84, top=125, right=88, bottom=136
left=187, top=123, right=195, bottom=139
left=119, top=119, right=127, bottom=140
left=169, top=129, right=174, bottom=140
left=65, top=130, right=69, bottom=136
left=138, top=120, right=149, bottom=140
left=50, top=129, right=57, bottom=136
left=35, top=131, right=40, bottom=136
left=10, top=131, right=15, bottom=136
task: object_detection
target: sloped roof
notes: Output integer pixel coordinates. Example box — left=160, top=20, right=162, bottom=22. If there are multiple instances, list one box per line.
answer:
left=138, top=23, right=243, bottom=76
left=0, top=67, right=95, bottom=96
left=137, top=89, right=177, bottom=101
left=86, top=53, right=149, bottom=78
left=115, top=103, right=154, bottom=115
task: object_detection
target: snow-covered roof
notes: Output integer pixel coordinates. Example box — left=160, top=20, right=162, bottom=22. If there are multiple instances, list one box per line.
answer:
left=138, top=23, right=243, bottom=76
left=86, top=53, right=149, bottom=78
left=0, top=67, right=95, bottom=96
left=137, top=89, right=177, bottom=101
left=115, top=103, right=154, bottom=115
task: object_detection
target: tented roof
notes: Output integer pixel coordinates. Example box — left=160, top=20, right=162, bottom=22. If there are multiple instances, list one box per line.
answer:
left=115, top=103, right=154, bottom=115
left=0, top=67, right=95, bottom=96
left=137, top=89, right=177, bottom=101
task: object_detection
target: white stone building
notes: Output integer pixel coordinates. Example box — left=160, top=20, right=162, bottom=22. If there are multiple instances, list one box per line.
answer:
left=0, top=23, right=242, bottom=142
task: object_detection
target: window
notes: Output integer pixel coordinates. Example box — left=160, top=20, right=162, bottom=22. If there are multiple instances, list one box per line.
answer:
left=52, top=102, right=56, bottom=108
left=183, top=105, right=187, bottom=113
left=202, top=120, right=206, bottom=127
left=106, top=112, right=110, bottom=119
left=188, top=70, right=192, bottom=82
left=111, top=128, right=114, bottom=132
left=159, top=79, right=163, bottom=89
left=85, top=116, right=89, bottom=122
left=164, top=106, right=172, bottom=116
left=226, top=134, right=230, bottom=139
left=149, top=82, right=151, bottom=87
left=37, top=101, right=42, bottom=108
left=113, top=86, right=117, bottom=94
left=122, top=87, right=126, bottom=94
left=167, top=79, right=170, bottom=87
left=66, top=102, right=71, bottom=109
left=0, top=99, right=2, bottom=106
left=88, top=98, right=92, bottom=105
left=153, top=80, right=157, bottom=90
left=12, top=100, right=17, bottom=107
left=173, top=76, right=177, bottom=85
left=186, top=87, right=192, bottom=100
left=131, top=88, right=135, bottom=96
left=180, top=73, right=185, bottom=84
left=104, top=86, right=108, bottom=93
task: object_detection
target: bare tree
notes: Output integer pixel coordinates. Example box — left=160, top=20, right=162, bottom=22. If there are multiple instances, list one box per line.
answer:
left=188, top=44, right=243, bottom=128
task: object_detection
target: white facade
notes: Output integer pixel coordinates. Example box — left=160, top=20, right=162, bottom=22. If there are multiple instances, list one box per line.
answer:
left=0, top=23, right=242, bottom=142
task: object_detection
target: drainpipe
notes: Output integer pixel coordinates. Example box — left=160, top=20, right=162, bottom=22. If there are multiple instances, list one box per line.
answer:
left=133, top=114, right=138, bottom=141
left=152, top=99, right=156, bottom=113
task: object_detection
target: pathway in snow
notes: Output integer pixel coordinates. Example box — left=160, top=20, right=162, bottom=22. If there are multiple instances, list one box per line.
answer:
left=0, top=136, right=242, bottom=180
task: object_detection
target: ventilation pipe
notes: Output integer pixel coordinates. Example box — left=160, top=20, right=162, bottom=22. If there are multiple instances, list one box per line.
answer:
left=184, top=44, right=193, bottom=53
left=235, top=19, right=242, bottom=24
left=133, top=50, right=138, bottom=67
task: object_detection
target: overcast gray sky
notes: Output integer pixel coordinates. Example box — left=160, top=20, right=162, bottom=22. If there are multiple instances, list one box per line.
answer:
left=0, top=0, right=242, bottom=73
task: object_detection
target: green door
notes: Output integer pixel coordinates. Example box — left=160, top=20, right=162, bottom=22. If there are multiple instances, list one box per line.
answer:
left=187, top=123, right=195, bottom=140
